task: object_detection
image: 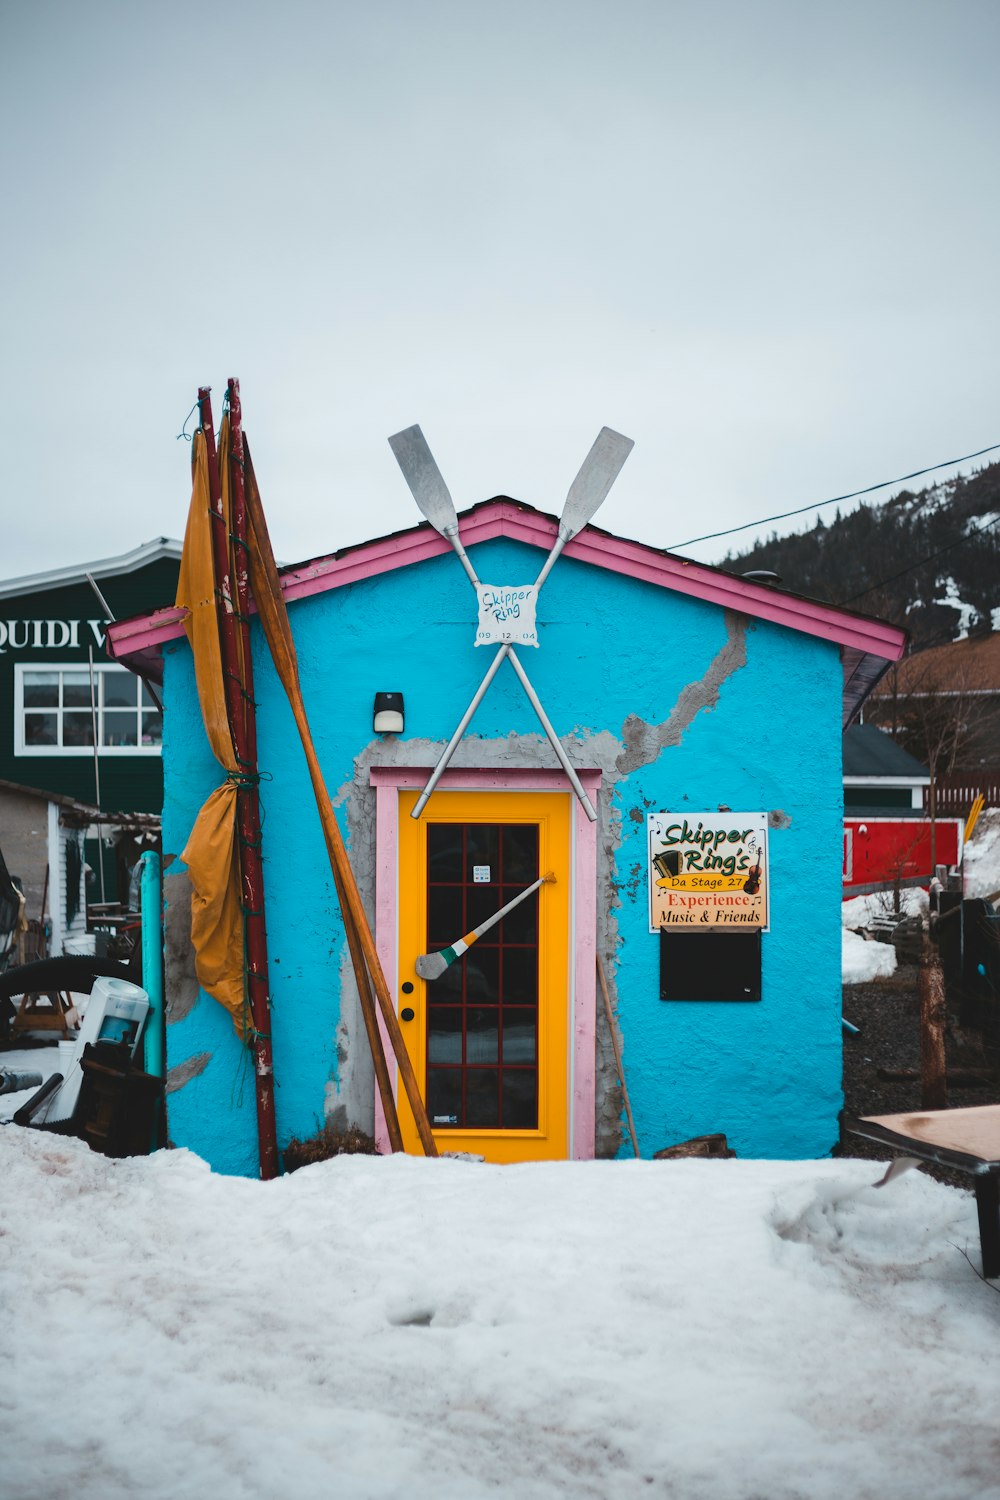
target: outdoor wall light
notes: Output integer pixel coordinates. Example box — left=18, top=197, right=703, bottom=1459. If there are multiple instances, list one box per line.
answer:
left=373, top=692, right=404, bottom=735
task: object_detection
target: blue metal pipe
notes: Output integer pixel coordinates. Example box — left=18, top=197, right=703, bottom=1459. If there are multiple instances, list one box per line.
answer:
left=140, top=851, right=163, bottom=1079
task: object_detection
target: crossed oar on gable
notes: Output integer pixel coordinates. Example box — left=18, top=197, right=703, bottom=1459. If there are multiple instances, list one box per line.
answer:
left=388, top=424, right=634, bottom=822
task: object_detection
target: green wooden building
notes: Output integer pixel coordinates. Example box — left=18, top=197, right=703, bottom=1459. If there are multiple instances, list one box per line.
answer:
left=0, top=540, right=180, bottom=949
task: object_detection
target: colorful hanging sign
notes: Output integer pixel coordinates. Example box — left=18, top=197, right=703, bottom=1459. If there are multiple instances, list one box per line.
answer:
left=647, top=813, right=769, bottom=932
left=474, top=584, right=539, bottom=647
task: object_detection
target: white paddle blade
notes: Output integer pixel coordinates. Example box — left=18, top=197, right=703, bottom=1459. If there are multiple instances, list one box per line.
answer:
left=388, top=425, right=459, bottom=535
left=562, top=426, right=634, bottom=539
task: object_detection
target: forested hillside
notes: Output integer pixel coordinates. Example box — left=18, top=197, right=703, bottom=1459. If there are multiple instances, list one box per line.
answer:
left=720, top=461, right=1000, bottom=647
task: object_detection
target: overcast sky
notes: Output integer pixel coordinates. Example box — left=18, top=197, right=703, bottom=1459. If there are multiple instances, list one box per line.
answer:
left=2, top=0, right=998, bottom=583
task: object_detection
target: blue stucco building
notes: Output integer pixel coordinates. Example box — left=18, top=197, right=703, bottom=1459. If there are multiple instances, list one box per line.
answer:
left=110, top=498, right=905, bottom=1175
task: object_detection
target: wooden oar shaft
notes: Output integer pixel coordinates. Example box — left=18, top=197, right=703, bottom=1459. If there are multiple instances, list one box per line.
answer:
left=242, top=446, right=436, bottom=1157
left=464, top=871, right=553, bottom=946
left=597, top=954, right=640, bottom=1158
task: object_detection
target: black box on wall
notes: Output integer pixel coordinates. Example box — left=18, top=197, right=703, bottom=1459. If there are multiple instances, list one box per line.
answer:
left=659, top=929, right=762, bottom=1001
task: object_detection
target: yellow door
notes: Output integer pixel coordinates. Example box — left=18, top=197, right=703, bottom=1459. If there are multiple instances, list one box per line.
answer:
left=397, top=789, right=571, bottom=1162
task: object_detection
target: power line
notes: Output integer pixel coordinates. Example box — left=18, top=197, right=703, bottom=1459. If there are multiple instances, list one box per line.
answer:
left=669, top=441, right=1000, bottom=552
left=839, top=510, right=1000, bottom=606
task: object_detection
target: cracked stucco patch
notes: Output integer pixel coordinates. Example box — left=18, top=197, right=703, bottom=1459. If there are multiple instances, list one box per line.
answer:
left=163, top=862, right=200, bottom=1025
left=616, top=611, right=748, bottom=775
left=166, top=1051, right=211, bottom=1094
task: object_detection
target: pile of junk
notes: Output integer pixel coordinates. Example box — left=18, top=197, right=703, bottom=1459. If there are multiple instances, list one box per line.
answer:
left=0, top=851, right=163, bottom=1159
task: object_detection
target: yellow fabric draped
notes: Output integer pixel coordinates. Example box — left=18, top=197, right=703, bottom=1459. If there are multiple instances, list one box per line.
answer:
left=176, top=422, right=248, bottom=1037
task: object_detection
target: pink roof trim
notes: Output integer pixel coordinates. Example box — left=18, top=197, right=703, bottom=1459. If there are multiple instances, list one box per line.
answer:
left=106, top=498, right=906, bottom=667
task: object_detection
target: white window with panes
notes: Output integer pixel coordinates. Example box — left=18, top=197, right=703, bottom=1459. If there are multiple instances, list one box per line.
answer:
left=14, top=664, right=161, bottom=755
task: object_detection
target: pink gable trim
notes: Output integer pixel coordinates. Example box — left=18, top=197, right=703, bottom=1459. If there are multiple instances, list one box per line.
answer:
left=105, top=498, right=906, bottom=669
left=369, top=765, right=599, bottom=1160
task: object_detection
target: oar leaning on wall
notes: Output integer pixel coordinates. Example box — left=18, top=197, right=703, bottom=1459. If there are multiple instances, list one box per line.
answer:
left=596, top=955, right=640, bottom=1158
left=235, top=394, right=436, bottom=1157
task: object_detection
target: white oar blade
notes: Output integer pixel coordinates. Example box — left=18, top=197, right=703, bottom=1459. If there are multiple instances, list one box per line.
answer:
left=388, top=425, right=459, bottom=536
left=562, top=426, right=634, bottom=539
left=415, top=951, right=450, bottom=981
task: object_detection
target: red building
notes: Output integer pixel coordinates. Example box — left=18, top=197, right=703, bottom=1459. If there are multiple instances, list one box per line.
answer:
left=842, top=725, right=962, bottom=894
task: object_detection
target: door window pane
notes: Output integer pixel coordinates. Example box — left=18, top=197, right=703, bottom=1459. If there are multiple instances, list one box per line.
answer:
left=502, top=1070, right=537, bottom=1129
left=497, top=891, right=537, bottom=945
left=429, top=961, right=463, bottom=1003
left=502, top=824, right=538, bottom=883
left=465, top=1007, right=499, bottom=1064
left=465, top=1069, right=500, bottom=1127
left=468, top=884, right=502, bottom=929
left=427, top=1068, right=461, bottom=1126
left=464, top=946, right=499, bottom=1003
left=427, top=823, right=463, bottom=881
left=464, top=824, right=498, bottom=872
left=428, top=886, right=463, bottom=946
left=502, top=1009, right=536, bottom=1063
left=501, top=947, right=538, bottom=1005
left=428, top=1008, right=463, bottom=1064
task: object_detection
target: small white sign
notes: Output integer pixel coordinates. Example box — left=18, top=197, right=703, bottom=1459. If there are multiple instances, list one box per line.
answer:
left=473, top=865, right=491, bottom=884
left=474, top=584, right=539, bottom=647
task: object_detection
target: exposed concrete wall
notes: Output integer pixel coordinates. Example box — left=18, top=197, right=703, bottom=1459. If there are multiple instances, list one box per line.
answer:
left=160, top=537, right=845, bottom=1173
left=162, top=858, right=199, bottom=1024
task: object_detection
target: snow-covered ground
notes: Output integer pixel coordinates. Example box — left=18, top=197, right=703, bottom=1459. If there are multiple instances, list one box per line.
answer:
left=0, top=1043, right=62, bottom=1121
left=4, top=816, right=1000, bottom=1496
left=2, top=1131, right=998, bottom=1500
left=839, top=892, right=923, bottom=984
left=841, top=927, right=897, bottom=984
left=964, top=807, right=1000, bottom=899
left=841, top=888, right=929, bottom=931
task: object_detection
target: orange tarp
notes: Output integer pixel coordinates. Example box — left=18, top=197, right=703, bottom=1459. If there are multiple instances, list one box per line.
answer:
left=176, top=422, right=247, bottom=1037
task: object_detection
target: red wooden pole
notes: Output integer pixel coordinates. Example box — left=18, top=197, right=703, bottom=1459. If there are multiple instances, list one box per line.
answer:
left=198, top=385, right=279, bottom=1180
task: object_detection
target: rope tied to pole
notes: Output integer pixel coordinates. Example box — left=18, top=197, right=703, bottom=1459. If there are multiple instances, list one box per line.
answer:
left=225, top=769, right=263, bottom=790
left=176, top=401, right=199, bottom=442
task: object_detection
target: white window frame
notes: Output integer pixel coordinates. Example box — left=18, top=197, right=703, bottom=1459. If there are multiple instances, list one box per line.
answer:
left=14, top=662, right=162, bottom=757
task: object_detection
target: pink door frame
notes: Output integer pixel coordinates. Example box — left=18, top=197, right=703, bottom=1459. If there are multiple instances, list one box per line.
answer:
left=369, top=765, right=600, bottom=1159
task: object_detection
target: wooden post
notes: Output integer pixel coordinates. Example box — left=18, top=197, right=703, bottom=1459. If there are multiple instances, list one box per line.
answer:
left=974, top=1175, right=1000, bottom=1280
left=199, top=386, right=279, bottom=1181
left=919, top=937, right=948, bottom=1111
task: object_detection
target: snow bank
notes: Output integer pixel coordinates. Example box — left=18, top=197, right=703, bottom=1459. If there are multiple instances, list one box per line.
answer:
left=1, top=1133, right=997, bottom=1500
left=0, top=1044, right=60, bottom=1122
left=842, top=928, right=897, bottom=984
left=963, top=807, right=1000, bottom=899
left=841, top=888, right=928, bottom=930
